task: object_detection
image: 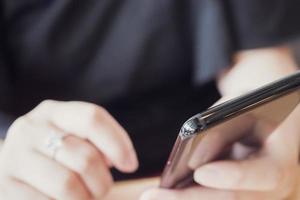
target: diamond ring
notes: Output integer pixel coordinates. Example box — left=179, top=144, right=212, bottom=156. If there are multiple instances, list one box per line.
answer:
left=45, top=131, right=66, bottom=160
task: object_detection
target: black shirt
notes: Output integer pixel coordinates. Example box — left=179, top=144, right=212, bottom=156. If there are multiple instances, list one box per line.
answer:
left=0, top=0, right=300, bottom=178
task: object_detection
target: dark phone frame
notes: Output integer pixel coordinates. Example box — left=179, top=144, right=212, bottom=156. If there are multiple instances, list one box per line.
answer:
left=160, top=71, right=300, bottom=188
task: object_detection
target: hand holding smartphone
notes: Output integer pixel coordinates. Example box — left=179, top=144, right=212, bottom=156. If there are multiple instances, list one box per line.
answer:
left=160, top=71, right=300, bottom=189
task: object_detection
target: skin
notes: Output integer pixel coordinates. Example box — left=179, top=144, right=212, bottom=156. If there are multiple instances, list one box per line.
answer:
left=0, top=101, right=138, bottom=200
left=140, top=46, right=300, bottom=200
left=0, top=46, right=300, bottom=200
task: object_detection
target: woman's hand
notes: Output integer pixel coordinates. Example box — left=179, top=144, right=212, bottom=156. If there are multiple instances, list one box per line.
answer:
left=0, top=100, right=138, bottom=200
left=140, top=46, right=300, bottom=200
left=191, top=103, right=300, bottom=199
left=141, top=103, right=300, bottom=200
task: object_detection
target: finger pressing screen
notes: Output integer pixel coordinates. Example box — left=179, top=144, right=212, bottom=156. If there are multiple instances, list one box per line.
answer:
left=193, top=157, right=283, bottom=191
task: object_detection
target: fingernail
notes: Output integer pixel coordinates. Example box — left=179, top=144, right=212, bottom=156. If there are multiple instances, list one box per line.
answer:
left=194, top=166, right=219, bottom=184
left=123, top=152, right=139, bottom=172
left=194, top=165, right=240, bottom=188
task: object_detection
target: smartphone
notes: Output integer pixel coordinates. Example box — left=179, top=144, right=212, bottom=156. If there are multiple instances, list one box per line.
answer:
left=160, top=71, right=300, bottom=189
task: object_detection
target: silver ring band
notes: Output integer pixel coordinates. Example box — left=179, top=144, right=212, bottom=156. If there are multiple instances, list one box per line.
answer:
left=45, top=131, right=66, bottom=160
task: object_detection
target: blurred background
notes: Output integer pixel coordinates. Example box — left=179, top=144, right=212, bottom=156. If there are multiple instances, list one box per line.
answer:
left=293, top=40, right=300, bottom=64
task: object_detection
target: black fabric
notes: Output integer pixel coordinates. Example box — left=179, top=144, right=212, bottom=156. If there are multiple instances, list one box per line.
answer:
left=0, top=0, right=299, bottom=178
left=0, top=9, right=14, bottom=138
left=228, top=0, right=300, bottom=50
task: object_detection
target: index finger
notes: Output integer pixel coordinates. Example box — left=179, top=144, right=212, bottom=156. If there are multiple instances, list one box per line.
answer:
left=28, top=100, right=138, bottom=173
left=193, top=157, right=283, bottom=191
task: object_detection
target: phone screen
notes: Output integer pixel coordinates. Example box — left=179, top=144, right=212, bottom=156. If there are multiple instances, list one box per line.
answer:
left=160, top=89, right=300, bottom=188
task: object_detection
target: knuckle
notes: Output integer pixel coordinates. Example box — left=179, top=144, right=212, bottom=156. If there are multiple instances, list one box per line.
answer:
left=97, top=180, right=112, bottom=198
left=84, top=105, right=99, bottom=121
left=78, top=149, right=100, bottom=174
left=7, top=116, right=29, bottom=136
left=81, top=104, right=106, bottom=126
left=87, top=104, right=105, bottom=118
left=36, top=100, right=56, bottom=110
left=29, top=100, right=57, bottom=118
left=60, top=171, right=80, bottom=196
